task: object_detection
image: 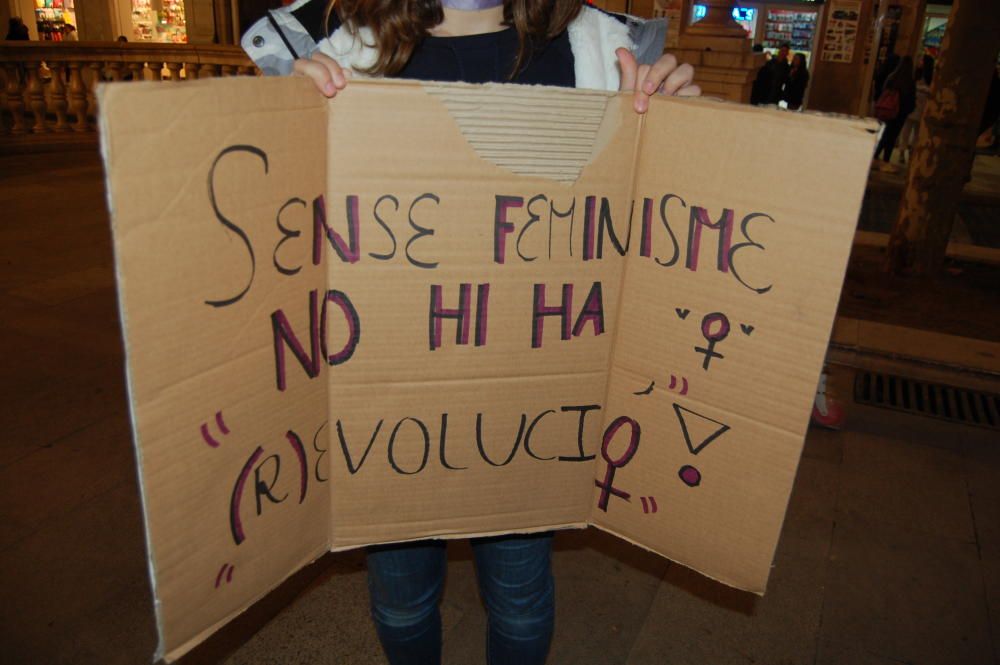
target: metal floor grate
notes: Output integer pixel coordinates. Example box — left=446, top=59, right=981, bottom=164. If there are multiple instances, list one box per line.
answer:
left=854, top=371, right=1000, bottom=431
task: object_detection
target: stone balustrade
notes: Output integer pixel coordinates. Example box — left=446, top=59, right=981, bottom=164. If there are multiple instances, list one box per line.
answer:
left=0, top=41, right=258, bottom=136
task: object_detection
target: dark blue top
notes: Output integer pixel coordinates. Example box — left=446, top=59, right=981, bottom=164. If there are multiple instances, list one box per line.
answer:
left=397, top=27, right=575, bottom=88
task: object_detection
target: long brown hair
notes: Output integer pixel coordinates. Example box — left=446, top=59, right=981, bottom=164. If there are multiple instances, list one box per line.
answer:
left=325, top=0, right=584, bottom=78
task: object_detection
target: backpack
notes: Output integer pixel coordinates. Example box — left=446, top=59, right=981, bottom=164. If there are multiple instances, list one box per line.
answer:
left=875, top=88, right=900, bottom=121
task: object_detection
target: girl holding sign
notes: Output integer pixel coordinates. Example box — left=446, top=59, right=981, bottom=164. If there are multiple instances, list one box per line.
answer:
left=244, top=1, right=699, bottom=663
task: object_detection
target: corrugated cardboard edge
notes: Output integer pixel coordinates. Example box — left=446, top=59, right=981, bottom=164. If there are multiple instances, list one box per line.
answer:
left=96, top=81, right=169, bottom=662
left=410, top=80, right=883, bottom=185
left=689, top=94, right=882, bottom=134
left=690, top=96, right=880, bottom=136
left=420, top=82, right=616, bottom=183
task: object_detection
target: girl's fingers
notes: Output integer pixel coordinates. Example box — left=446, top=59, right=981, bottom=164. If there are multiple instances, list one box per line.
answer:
left=292, top=58, right=334, bottom=96
left=661, top=62, right=695, bottom=96
left=674, top=83, right=702, bottom=97
left=616, top=48, right=638, bottom=93
left=292, top=52, right=348, bottom=97
left=634, top=63, right=652, bottom=112
left=618, top=47, right=653, bottom=113
left=618, top=48, right=697, bottom=112
left=313, top=52, right=348, bottom=89
left=640, top=53, right=678, bottom=95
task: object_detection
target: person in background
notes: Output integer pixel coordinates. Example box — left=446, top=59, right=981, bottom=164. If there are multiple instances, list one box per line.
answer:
left=977, top=66, right=1000, bottom=154
left=899, top=53, right=933, bottom=165
left=765, top=42, right=791, bottom=105
left=780, top=52, right=809, bottom=110
left=750, top=43, right=789, bottom=106
left=6, top=17, right=31, bottom=85
left=749, top=43, right=769, bottom=105
left=873, top=51, right=900, bottom=102
left=874, top=55, right=916, bottom=167
left=811, top=368, right=845, bottom=430
left=6, top=16, right=30, bottom=40
left=64, top=24, right=78, bottom=41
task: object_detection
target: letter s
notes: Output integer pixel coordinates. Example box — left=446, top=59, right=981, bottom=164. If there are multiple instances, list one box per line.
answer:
left=205, top=145, right=268, bottom=308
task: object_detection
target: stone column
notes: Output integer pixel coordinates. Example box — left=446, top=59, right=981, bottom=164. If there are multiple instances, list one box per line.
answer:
left=184, top=0, right=218, bottom=44
left=213, top=0, right=237, bottom=45
left=670, top=0, right=763, bottom=103
left=75, top=0, right=116, bottom=41
left=0, top=2, right=11, bottom=43
left=109, top=0, right=133, bottom=42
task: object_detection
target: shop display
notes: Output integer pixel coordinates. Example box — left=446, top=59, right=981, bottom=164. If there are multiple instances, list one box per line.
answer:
left=132, top=0, right=155, bottom=40
left=34, top=0, right=76, bottom=41
left=132, top=0, right=187, bottom=43
left=761, top=9, right=817, bottom=52
left=159, top=0, right=187, bottom=43
left=922, top=19, right=946, bottom=52
left=821, top=0, right=861, bottom=63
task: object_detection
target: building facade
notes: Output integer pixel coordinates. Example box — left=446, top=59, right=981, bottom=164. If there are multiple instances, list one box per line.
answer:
left=4, top=0, right=952, bottom=117
left=3, top=0, right=239, bottom=44
left=592, top=0, right=939, bottom=115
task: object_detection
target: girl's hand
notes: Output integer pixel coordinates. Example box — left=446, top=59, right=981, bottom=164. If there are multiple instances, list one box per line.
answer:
left=293, top=51, right=350, bottom=98
left=617, top=48, right=701, bottom=113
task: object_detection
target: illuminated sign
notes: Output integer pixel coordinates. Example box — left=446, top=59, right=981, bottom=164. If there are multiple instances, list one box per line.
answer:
left=693, top=5, right=757, bottom=21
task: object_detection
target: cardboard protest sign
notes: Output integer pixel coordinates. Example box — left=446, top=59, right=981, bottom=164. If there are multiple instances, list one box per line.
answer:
left=98, top=77, right=877, bottom=661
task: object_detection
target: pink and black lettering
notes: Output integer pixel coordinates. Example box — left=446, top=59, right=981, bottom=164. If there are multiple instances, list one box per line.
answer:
left=429, top=283, right=490, bottom=350
left=532, top=283, right=573, bottom=348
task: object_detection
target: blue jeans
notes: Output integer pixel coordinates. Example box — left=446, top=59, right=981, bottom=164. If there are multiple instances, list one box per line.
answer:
left=366, top=533, right=555, bottom=665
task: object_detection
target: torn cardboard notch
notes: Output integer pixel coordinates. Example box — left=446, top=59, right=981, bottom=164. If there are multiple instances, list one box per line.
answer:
left=422, top=82, right=618, bottom=183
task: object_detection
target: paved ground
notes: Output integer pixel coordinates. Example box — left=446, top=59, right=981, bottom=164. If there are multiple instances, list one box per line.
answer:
left=860, top=153, right=1000, bottom=250
left=838, top=243, right=1000, bottom=343
left=866, top=153, right=1000, bottom=210
left=858, top=188, right=1000, bottom=249
left=1, top=148, right=998, bottom=665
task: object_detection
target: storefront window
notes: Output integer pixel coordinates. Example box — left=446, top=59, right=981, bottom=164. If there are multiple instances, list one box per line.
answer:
left=922, top=16, right=946, bottom=57
left=34, top=0, right=77, bottom=41
left=687, top=1, right=822, bottom=67
left=762, top=9, right=818, bottom=57
left=131, top=0, right=187, bottom=43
